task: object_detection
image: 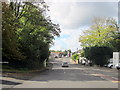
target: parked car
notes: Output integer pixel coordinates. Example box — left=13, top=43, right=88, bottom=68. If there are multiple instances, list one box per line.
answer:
left=104, top=64, right=108, bottom=67
left=59, top=56, right=62, bottom=58
left=107, top=63, right=113, bottom=68
left=115, top=64, right=120, bottom=70
left=55, top=56, right=58, bottom=58
left=62, top=62, right=69, bottom=67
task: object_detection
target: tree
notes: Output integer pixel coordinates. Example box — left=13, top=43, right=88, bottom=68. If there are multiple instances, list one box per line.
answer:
left=79, top=17, right=119, bottom=51
left=63, top=50, right=67, bottom=56
left=72, top=53, right=79, bottom=61
left=109, top=32, right=120, bottom=52
left=2, top=2, right=24, bottom=62
left=2, top=1, right=61, bottom=69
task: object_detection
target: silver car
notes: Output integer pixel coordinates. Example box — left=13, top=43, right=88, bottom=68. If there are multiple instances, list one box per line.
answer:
left=115, top=64, right=120, bottom=70
left=108, top=63, right=113, bottom=68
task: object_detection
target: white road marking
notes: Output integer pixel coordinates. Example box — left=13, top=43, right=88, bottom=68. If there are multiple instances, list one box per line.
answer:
left=63, top=68, right=66, bottom=74
left=111, top=77, right=118, bottom=80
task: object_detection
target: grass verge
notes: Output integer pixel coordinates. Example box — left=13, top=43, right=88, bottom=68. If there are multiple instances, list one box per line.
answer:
left=1, top=65, right=46, bottom=80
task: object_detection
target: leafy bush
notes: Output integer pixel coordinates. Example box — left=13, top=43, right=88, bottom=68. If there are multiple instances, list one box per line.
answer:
left=83, top=46, right=113, bottom=66
left=72, top=54, right=79, bottom=61
left=2, top=2, right=60, bottom=69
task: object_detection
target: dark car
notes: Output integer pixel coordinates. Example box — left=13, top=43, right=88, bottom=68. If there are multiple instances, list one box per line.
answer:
left=55, top=56, right=58, bottom=58
left=62, top=62, right=69, bottom=67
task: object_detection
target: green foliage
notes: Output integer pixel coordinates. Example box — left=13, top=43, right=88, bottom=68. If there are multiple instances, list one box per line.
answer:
left=79, top=17, right=119, bottom=51
left=79, top=17, right=118, bottom=66
left=83, top=47, right=92, bottom=61
left=72, top=54, right=79, bottom=61
left=109, top=32, right=120, bottom=52
left=63, top=50, right=71, bottom=56
left=2, top=1, right=61, bottom=69
left=68, top=50, right=71, bottom=53
left=63, top=50, right=68, bottom=56
left=83, top=46, right=113, bottom=66
left=2, top=2, right=25, bottom=61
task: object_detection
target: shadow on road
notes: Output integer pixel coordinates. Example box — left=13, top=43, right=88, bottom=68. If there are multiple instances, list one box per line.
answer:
left=1, top=80, right=22, bottom=85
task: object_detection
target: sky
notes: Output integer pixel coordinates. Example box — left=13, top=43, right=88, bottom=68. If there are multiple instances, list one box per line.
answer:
left=45, top=0, right=118, bottom=52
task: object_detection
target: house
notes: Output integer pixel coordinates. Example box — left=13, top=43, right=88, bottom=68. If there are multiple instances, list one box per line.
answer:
left=50, top=51, right=64, bottom=58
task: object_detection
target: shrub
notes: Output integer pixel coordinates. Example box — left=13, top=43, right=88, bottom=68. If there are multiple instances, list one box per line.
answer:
left=83, top=46, right=113, bottom=66
left=72, top=54, right=79, bottom=61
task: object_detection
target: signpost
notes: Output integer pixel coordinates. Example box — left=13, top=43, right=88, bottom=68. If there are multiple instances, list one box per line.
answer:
left=113, top=52, right=120, bottom=68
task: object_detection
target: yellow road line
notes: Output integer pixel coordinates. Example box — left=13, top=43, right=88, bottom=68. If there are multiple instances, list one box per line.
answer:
left=90, top=74, right=104, bottom=76
left=90, top=74, right=120, bottom=83
left=111, top=80, right=120, bottom=83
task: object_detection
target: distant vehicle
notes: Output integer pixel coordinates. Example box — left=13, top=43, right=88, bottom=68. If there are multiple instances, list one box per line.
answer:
left=107, top=63, right=113, bottom=68
left=104, top=64, right=108, bottom=67
left=62, top=62, right=69, bottom=67
left=55, top=56, right=58, bottom=58
left=59, top=56, right=62, bottom=58
left=106, top=57, right=120, bottom=69
left=115, top=64, right=120, bottom=70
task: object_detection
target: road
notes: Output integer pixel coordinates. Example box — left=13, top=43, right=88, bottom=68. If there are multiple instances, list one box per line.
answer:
left=2, top=57, right=120, bottom=88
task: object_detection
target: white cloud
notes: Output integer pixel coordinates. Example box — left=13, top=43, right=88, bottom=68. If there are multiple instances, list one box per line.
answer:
left=46, top=1, right=118, bottom=52
left=50, top=28, right=85, bottom=52
left=47, top=2, right=118, bottom=29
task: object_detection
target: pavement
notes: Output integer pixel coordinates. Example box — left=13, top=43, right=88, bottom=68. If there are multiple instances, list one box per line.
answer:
left=1, top=76, right=24, bottom=88
left=1, top=57, right=120, bottom=89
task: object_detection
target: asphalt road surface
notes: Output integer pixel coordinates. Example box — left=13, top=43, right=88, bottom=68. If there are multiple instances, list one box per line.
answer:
left=4, top=57, right=120, bottom=88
